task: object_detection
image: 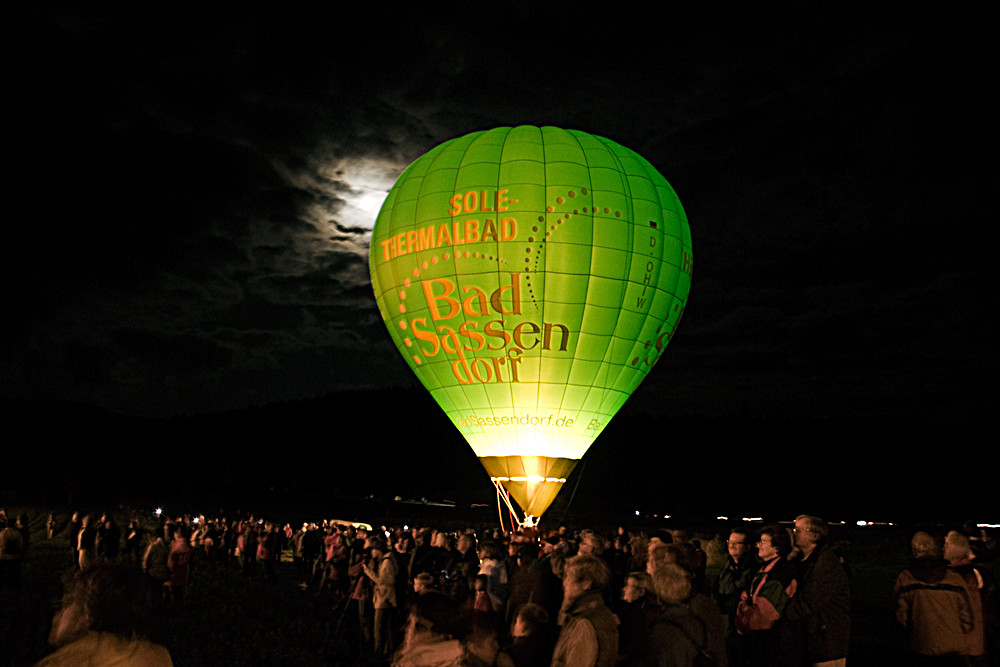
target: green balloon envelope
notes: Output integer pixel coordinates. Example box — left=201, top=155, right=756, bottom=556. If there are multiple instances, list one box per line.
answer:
left=370, top=126, right=692, bottom=519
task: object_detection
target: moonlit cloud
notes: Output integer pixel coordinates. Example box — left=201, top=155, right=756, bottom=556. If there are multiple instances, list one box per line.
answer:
left=4, top=4, right=993, bottom=435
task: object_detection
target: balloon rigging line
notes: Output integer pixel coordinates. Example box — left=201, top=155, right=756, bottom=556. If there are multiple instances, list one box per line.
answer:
left=493, top=478, right=527, bottom=528
left=559, top=457, right=587, bottom=523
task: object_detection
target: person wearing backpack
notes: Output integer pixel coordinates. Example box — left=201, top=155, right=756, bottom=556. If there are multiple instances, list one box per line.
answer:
left=633, top=562, right=719, bottom=667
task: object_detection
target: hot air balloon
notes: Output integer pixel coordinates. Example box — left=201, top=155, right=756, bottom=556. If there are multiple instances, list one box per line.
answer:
left=369, top=126, right=692, bottom=525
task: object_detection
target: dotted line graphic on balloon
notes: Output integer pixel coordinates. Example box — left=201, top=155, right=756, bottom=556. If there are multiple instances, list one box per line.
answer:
left=631, top=302, right=684, bottom=369
left=531, top=187, right=682, bottom=374
left=525, top=187, right=624, bottom=305
left=390, top=248, right=513, bottom=367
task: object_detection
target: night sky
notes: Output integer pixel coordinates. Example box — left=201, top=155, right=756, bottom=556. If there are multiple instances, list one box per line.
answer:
left=5, top=5, right=995, bottom=522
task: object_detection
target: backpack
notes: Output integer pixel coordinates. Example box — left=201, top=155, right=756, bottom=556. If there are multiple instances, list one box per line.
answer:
left=658, top=614, right=718, bottom=667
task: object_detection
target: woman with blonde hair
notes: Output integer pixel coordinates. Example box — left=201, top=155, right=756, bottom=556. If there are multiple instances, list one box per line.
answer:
left=633, top=563, right=716, bottom=667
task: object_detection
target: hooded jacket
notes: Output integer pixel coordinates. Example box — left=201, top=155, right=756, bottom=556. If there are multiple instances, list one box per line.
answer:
left=894, top=556, right=973, bottom=656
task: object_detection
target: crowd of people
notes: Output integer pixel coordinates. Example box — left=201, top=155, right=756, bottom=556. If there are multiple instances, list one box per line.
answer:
left=4, top=507, right=998, bottom=667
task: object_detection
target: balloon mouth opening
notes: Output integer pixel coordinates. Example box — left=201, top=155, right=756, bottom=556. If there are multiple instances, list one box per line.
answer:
left=491, top=476, right=566, bottom=484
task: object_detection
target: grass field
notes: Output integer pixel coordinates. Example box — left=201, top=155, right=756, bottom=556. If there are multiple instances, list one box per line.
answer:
left=0, top=507, right=947, bottom=666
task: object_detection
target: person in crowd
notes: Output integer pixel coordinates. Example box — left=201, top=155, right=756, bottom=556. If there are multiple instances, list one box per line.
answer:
left=627, top=534, right=649, bottom=574
left=647, top=543, right=671, bottom=577
left=0, top=514, right=25, bottom=588
left=125, top=519, right=144, bottom=562
left=365, top=535, right=400, bottom=658
left=646, top=530, right=673, bottom=562
left=236, top=519, right=254, bottom=575
left=350, top=531, right=376, bottom=652
left=395, top=532, right=416, bottom=578
left=409, top=527, right=436, bottom=579
left=414, top=572, right=436, bottom=595
left=318, top=523, right=350, bottom=595
left=77, top=515, right=97, bottom=570
left=143, top=525, right=171, bottom=600
left=648, top=542, right=699, bottom=577
left=617, top=571, right=660, bottom=664
left=467, top=574, right=499, bottom=633
left=505, top=542, right=543, bottom=629
left=46, top=513, right=56, bottom=540
left=670, top=530, right=708, bottom=592
left=452, top=532, right=479, bottom=605
left=465, top=620, right=502, bottom=667
left=550, top=553, right=618, bottom=667
left=35, top=560, right=173, bottom=666
left=478, top=541, right=510, bottom=614
left=167, top=524, right=193, bottom=607
left=394, top=531, right=417, bottom=610
left=894, top=531, right=974, bottom=665
left=68, top=512, right=82, bottom=566
left=652, top=539, right=728, bottom=667
left=736, top=524, right=798, bottom=667
left=715, top=527, right=756, bottom=624
left=96, top=513, right=120, bottom=560
left=784, top=515, right=850, bottom=667
left=258, top=521, right=279, bottom=583
left=201, top=519, right=218, bottom=558
left=291, top=523, right=307, bottom=579
left=945, top=529, right=996, bottom=665
left=497, top=602, right=554, bottom=667
left=634, top=562, right=714, bottom=667
left=391, top=590, right=471, bottom=667
left=576, top=531, right=605, bottom=557
left=611, top=533, right=632, bottom=594
left=716, top=527, right=757, bottom=665
left=432, top=531, right=457, bottom=577
left=16, top=513, right=30, bottom=553
left=301, top=522, right=322, bottom=586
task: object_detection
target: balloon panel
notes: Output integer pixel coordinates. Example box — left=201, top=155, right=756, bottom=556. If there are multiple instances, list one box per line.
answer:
left=370, top=126, right=692, bottom=518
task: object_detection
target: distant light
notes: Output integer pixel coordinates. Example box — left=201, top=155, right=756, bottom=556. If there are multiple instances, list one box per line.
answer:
left=717, top=516, right=729, bottom=521
left=742, top=516, right=763, bottom=523
left=155, top=508, right=162, bottom=517
left=635, top=510, right=640, bottom=516
left=857, top=520, right=868, bottom=526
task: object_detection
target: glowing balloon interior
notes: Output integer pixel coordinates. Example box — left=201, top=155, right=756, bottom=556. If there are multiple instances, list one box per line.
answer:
left=369, top=126, right=692, bottom=520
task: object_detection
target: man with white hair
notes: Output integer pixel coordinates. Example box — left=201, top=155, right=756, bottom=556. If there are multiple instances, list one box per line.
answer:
left=894, top=531, right=973, bottom=663
left=784, top=515, right=850, bottom=667
left=945, top=529, right=994, bottom=664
